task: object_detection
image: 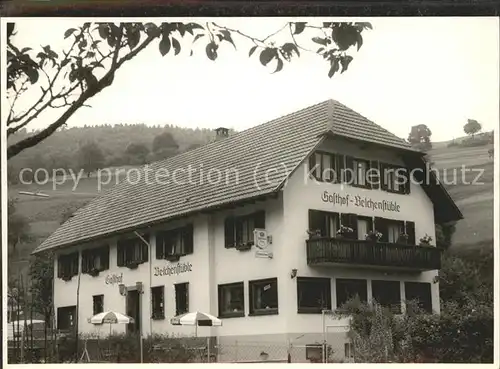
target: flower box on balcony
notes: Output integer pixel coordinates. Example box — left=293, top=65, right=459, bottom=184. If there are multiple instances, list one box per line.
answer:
left=236, top=242, right=252, bottom=251
left=61, top=274, right=73, bottom=282
left=126, top=261, right=140, bottom=270
left=88, top=268, right=100, bottom=277
left=165, top=254, right=181, bottom=262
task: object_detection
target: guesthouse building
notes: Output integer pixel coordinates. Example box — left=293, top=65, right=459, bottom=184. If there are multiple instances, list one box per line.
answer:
left=33, top=99, right=462, bottom=362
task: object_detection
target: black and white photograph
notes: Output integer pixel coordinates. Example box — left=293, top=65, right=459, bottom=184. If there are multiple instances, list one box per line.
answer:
left=2, top=6, right=498, bottom=366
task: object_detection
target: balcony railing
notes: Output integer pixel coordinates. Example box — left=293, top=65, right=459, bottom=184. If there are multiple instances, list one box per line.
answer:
left=306, top=237, right=441, bottom=271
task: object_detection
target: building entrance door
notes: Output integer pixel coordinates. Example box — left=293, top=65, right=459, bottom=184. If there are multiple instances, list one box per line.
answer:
left=126, top=290, right=140, bottom=334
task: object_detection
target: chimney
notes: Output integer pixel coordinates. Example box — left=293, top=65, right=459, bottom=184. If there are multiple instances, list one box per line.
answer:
left=215, top=127, right=229, bottom=141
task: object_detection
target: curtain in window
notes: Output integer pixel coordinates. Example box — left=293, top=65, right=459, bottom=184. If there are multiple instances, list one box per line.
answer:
left=357, top=219, right=369, bottom=240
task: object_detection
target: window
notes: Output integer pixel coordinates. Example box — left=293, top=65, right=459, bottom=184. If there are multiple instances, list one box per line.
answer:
left=93, top=295, right=104, bottom=315
left=249, top=278, right=278, bottom=316
left=374, top=218, right=415, bottom=244
left=82, top=245, right=109, bottom=274
left=372, top=280, right=401, bottom=313
left=57, top=306, right=76, bottom=331
left=156, top=225, right=193, bottom=259
left=308, top=210, right=339, bottom=237
left=405, top=282, right=432, bottom=313
left=57, top=252, right=79, bottom=280
left=336, top=279, right=368, bottom=309
left=297, top=277, right=331, bottom=313
left=117, top=234, right=149, bottom=267
left=380, top=163, right=410, bottom=194
left=357, top=216, right=373, bottom=240
left=151, top=286, right=165, bottom=319
left=353, top=158, right=370, bottom=187
left=175, top=283, right=189, bottom=316
left=224, top=211, right=265, bottom=248
left=218, top=282, right=245, bottom=318
left=340, top=213, right=358, bottom=240
left=308, top=151, right=344, bottom=183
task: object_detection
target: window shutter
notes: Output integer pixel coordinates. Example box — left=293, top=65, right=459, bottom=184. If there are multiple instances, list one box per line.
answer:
left=375, top=217, right=389, bottom=242
left=309, top=153, right=317, bottom=179
left=336, top=154, right=345, bottom=183
left=380, top=163, right=389, bottom=191
left=57, top=258, right=63, bottom=278
left=401, top=167, right=411, bottom=194
left=224, top=217, right=235, bottom=248
left=141, top=241, right=149, bottom=262
left=406, top=221, right=416, bottom=245
left=81, top=252, right=88, bottom=274
left=344, top=156, right=354, bottom=184
left=117, top=244, right=125, bottom=267
left=369, top=160, right=380, bottom=189
left=72, top=253, right=79, bottom=276
left=184, top=224, right=194, bottom=255
left=102, top=246, right=109, bottom=270
left=254, top=210, right=266, bottom=229
left=156, top=233, right=164, bottom=259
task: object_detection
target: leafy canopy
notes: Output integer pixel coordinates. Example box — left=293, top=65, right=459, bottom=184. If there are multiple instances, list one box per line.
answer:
left=7, top=21, right=372, bottom=159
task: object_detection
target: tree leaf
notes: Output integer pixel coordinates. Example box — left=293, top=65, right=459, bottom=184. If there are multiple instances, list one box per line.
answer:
left=340, top=55, right=353, bottom=73
left=185, top=23, right=204, bottom=35
left=312, top=37, right=328, bottom=46
left=206, top=42, right=218, bottom=61
left=25, top=67, right=39, bottom=84
left=61, top=59, right=70, bottom=67
left=259, top=48, right=276, bottom=67
left=273, top=58, right=284, bottom=74
left=282, top=43, right=300, bottom=57
left=328, top=59, right=339, bottom=78
left=172, top=38, right=181, bottom=55
left=249, top=45, right=258, bottom=57
left=127, top=30, right=141, bottom=50
left=220, top=30, right=236, bottom=49
left=159, top=35, right=171, bottom=56
left=97, top=23, right=109, bottom=40
left=176, top=23, right=186, bottom=37
left=323, top=22, right=333, bottom=28
left=64, top=28, right=77, bottom=39
left=355, top=22, right=373, bottom=30
left=193, top=34, right=204, bottom=43
left=20, top=47, right=32, bottom=53
left=356, top=33, right=363, bottom=51
left=293, top=22, right=306, bottom=35
left=316, top=47, right=325, bottom=54
left=42, top=45, right=51, bottom=55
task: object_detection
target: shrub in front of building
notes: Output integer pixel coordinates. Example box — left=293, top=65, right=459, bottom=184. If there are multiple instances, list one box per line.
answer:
left=54, top=333, right=205, bottom=363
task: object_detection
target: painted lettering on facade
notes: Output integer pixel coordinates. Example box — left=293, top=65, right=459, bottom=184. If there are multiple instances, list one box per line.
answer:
left=321, top=191, right=401, bottom=213
left=154, top=262, right=193, bottom=277
left=105, top=273, right=123, bottom=285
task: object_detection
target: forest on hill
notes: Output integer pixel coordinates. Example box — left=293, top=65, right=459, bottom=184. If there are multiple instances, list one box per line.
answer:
left=7, top=124, right=224, bottom=183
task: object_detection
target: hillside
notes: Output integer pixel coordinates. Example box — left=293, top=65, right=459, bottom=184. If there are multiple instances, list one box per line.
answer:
left=7, top=134, right=494, bottom=281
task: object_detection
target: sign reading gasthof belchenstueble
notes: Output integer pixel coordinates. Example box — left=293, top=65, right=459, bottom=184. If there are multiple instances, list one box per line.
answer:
left=154, top=262, right=193, bottom=277
left=321, top=190, right=401, bottom=213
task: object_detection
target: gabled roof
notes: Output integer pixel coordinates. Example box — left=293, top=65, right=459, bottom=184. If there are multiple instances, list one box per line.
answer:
left=33, top=99, right=461, bottom=254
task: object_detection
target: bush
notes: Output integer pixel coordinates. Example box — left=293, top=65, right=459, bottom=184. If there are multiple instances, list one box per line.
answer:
left=338, top=297, right=493, bottom=363
left=55, top=332, right=202, bottom=363
left=458, top=136, right=491, bottom=148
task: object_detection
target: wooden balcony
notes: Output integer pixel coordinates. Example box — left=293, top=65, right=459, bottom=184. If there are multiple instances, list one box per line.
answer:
left=306, top=237, right=441, bottom=271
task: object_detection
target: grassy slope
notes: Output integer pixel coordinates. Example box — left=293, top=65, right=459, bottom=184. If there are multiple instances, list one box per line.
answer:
left=8, top=144, right=494, bottom=278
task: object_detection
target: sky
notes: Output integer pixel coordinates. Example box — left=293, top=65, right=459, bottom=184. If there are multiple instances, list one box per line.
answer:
left=7, top=17, right=500, bottom=142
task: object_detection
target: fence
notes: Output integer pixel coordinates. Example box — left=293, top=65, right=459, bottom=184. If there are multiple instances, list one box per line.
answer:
left=7, top=333, right=353, bottom=364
